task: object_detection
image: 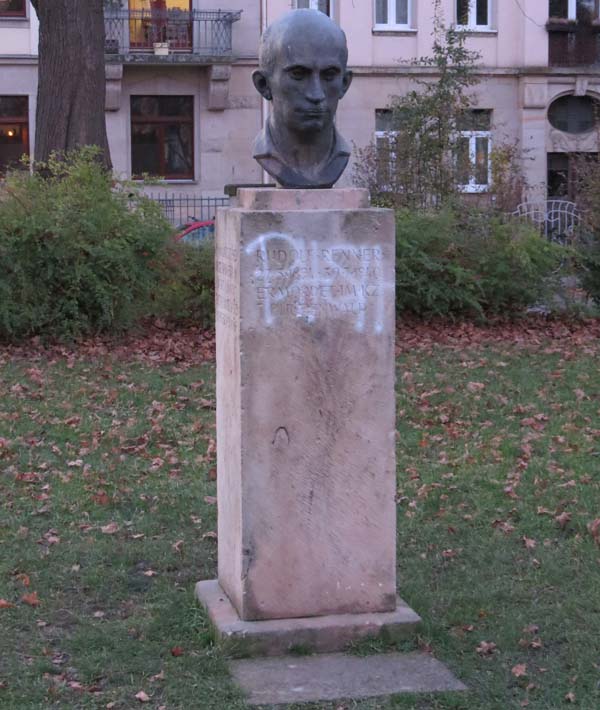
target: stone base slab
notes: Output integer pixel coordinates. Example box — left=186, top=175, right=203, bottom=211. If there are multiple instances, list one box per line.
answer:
left=196, top=580, right=421, bottom=657
left=228, top=652, right=467, bottom=705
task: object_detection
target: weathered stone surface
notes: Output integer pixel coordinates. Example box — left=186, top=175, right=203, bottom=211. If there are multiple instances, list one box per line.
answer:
left=235, top=186, right=369, bottom=211
left=196, top=579, right=421, bottom=657
left=214, top=188, right=396, bottom=622
left=229, top=652, right=467, bottom=705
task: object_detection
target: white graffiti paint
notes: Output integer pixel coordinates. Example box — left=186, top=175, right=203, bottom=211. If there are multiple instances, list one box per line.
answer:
left=244, top=232, right=393, bottom=334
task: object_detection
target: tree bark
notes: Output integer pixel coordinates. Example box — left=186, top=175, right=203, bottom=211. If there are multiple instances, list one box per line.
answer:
left=32, top=0, right=112, bottom=169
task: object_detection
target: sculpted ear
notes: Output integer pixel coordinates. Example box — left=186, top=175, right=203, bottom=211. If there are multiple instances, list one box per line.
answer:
left=252, top=70, right=273, bottom=101
left=340, top=70, right=353, bottom=98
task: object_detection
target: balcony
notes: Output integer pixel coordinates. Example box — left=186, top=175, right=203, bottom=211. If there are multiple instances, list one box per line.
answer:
left=104, top=8, right=242, bottom=63
left=548, top=19, right=600, bottom=67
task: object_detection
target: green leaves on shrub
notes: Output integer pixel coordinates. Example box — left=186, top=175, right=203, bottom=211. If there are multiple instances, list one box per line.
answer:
left=152, top=240, right=215, bottom=328
left=578, top=235, right=600, bottom=306
left=395, top=208, right=566, bottom=319
left=0, top=149, right=172, bottom=341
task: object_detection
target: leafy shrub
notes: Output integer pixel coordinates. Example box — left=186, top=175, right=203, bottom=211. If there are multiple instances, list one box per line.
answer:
left=577, top=234, right=600, bottom=306
left=572, top=155, right=600, bottom=305
left=395, top=208, right=566, bottom=319
left=0, top=149, right=172, bottom=341
left=151, top=239, right=215, bottom=328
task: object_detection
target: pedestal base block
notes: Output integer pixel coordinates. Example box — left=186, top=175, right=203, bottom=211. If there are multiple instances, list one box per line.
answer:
left=196, top=580, right=421, bottom=657
left=229, top=652, right=467, bottom=705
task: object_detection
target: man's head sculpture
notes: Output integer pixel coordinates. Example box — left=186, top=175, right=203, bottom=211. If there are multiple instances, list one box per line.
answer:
left=252, top=9, right=353, bottom=189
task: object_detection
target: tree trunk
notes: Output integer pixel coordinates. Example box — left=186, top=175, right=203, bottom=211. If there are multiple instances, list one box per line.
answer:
left=31, top=0, right=112, bottom=169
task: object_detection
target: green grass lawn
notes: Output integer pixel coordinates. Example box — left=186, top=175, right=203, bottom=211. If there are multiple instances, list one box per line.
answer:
left=1, top=331, right=599, bottom=709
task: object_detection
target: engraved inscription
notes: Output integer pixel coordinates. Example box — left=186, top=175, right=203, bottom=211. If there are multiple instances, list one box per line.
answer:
left=215, top=245, right=238, bottom=329
left=245, top=232, right=393, bottom=333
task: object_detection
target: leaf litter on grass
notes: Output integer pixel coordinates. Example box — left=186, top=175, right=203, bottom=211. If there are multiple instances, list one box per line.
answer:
left=1, top=317, right=599, bottom=709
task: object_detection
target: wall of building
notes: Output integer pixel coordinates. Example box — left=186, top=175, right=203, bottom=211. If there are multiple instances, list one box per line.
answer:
left=105, top=64, right=262, bottom=196
left=2, top=1, right=600, bottom=202
left=0, top=4, right=38, bottom=56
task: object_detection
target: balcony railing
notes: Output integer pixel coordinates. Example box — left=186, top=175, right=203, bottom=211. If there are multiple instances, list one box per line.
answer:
left=104, top=8, right=241, bottom=59
left=548, top=20, right=600, bottom=67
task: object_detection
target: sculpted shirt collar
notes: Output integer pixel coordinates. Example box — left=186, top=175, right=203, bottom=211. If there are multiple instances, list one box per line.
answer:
left=253, top=119, right=351, bottom=189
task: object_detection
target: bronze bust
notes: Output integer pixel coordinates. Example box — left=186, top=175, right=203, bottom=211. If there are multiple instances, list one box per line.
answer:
left=252, top=9, right=353, bottom=189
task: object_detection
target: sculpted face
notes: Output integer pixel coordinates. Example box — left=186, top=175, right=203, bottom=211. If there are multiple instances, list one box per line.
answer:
left=252, top=10, right=353, bottom=188
left=253, top=14, right=352, bottom=138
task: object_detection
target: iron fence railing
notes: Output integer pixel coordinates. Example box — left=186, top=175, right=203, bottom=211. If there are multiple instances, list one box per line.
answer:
left=104, top=8, right=241, bottom=57
left=512, top=200, right=582, bottom=243
left=148, top=194, right=230, bottom=226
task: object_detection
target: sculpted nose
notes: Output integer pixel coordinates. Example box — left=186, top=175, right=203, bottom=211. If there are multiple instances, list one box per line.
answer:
left=305, top=76, right=325, bottom=104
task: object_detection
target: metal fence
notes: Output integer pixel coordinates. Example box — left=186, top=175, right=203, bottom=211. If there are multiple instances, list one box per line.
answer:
left=147, top=194, right=230, bottom=226
left=512, top=200, right=582, bottom=243
left=104, top=8, right=241, bottom=56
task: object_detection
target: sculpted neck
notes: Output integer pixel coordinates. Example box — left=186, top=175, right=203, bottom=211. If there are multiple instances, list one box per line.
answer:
left=268, top=116, right=335, bottom=176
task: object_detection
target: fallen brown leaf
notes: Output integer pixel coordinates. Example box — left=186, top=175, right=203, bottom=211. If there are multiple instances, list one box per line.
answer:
left=21, top=591, right=40, bottom=607
left=101, top=522, right=119, bottom=535
left=587, top=518, right=600, bottom=545
left=511, top=663, right=527, bottom=678
left=476, top=640, right=497, bottom=656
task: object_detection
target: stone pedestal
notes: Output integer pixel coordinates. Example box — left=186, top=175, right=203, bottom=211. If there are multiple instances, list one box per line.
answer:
left=197, top=188, right=417, bottom=652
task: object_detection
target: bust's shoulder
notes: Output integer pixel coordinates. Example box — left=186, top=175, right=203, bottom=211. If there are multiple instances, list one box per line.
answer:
left=334, top=129, right=351, bottom=158
left=253, top=124, right=276, bottom=160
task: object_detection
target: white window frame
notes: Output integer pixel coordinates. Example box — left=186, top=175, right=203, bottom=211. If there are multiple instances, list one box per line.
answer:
left=295, top=0, right=334, bottom=16
left=457, top=129, right=492, bottom=193
left=374, top=0, right=412, bottom=30
left=565, top=0, right=599, bottom=19
left=456, top=0, right=492, bottom=30
left=375, top=111, right=400, bottom=191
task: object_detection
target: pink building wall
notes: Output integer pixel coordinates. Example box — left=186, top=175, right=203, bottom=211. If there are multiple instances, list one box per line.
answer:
left=1, top=1, right=600, bottom=200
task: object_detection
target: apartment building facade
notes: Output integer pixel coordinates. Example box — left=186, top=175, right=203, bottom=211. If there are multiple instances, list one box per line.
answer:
left=1, top=0, right=599, bottom=204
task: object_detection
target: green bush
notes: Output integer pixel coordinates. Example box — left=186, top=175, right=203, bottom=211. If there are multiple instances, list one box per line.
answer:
left=577, top=233, right=600, bottom=306
left=395, top=207, right=566, bottom=319
left=0, top=149, right=172, bottom=341
left=151, top=239, right=215, bottom=328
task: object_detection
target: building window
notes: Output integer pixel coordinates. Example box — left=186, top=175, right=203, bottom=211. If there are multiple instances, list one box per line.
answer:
left=131, top=95, right=194, bottom=180
left=456, top=109, right=492, bottom=192
left=296, top=0, right=332, bottom=15
left=0, top=96, right=29, bottom=174
left=456, top=0, right=490, bottom=29
left=548, top=95, right=600, bottom=134
left=128, top=0, right=192, bottom=50
left=549, top=0, right=599, bottom=20
left=375, top=109, right=400, bottom=190
left=375, top=0, right=411, bottom=28
left=0, top=0, right=26, bottom=17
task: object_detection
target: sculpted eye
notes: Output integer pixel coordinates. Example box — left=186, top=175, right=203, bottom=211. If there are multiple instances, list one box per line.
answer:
left=289, top=68, right=307, bottom=80
left=322, top=69, right=339, bottom=82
